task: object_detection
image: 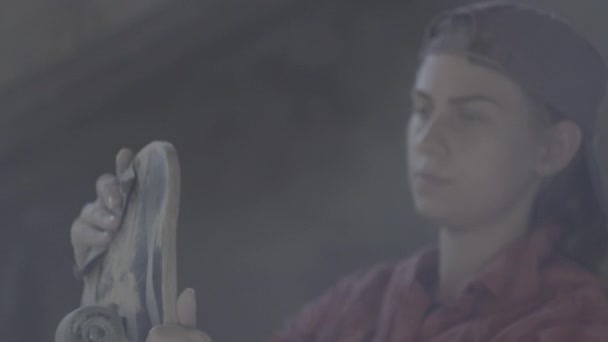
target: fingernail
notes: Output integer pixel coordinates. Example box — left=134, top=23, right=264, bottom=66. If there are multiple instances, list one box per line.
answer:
left=148, top=325, right=160, bottom=337
left=108, top=196, right=119, bottom=211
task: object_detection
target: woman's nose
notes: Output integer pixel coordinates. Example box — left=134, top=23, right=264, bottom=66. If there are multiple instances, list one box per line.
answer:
left=413, top=114, right=450, bottom=158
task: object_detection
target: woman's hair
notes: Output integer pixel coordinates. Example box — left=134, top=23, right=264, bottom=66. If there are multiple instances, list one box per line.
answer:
left=528, top=103, right=608, bottom=273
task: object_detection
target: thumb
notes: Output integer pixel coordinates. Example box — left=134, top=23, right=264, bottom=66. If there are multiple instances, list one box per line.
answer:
left=115, top=148, right=134, bottom=176
left=177, top=288, right=197, bottom=329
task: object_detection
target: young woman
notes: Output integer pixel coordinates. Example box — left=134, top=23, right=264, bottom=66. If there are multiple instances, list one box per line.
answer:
left=71, top=2, right=608, bottom=341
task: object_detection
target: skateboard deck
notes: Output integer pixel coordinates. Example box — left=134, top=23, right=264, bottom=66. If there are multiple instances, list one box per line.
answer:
left=56, top=141, right=180, bottom=342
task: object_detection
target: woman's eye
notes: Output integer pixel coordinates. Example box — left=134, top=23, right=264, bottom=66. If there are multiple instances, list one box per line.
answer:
left=412, top=106, right=431, bottom=119
left=457, top=109, right=486, bottom=122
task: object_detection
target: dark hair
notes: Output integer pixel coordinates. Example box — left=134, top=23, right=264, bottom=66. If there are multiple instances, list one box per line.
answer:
left=528, top=105, right=608, bottom=273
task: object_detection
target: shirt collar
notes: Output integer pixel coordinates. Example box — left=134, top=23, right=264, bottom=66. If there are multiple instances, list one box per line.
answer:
left=474, top=223, right=563, bottom=300
left=409, top=223, right=564, bottom=303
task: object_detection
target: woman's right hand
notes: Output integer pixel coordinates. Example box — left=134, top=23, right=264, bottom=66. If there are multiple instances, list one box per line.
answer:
left=70, top=148, right=134, bottom=272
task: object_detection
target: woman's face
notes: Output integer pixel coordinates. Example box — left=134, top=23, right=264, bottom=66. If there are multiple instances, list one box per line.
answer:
left=407, top=54, right=545, bottom=230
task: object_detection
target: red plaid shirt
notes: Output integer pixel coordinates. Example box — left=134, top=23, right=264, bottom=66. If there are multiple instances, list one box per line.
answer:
left=273, top=225, right=608, bottom=341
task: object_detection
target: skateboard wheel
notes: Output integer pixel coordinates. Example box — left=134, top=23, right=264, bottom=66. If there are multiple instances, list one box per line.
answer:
left=55, top=305, right=128, bottom=342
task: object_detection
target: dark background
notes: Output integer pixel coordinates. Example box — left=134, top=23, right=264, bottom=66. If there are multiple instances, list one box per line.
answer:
left=1, top=0, right=607, bottom=341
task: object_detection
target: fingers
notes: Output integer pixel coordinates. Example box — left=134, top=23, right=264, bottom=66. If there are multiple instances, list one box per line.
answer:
left=71, top=206, right=115, bottom=269
left=71, top=202, right=118, bottom=247
left=146, top=325, right=212, bottom=342
left=96, top=174, right=123, bottom=213
left=80, top=201, right=121, bottom=231
left=98, top=146, right=135, bottom=213
left=177, top=288, right=197, bottom=329
left=116, top=148, right=134, bottom=177
left=71, top=196, right=121, bottom=268
left=71, top=148, right=134, bottom=272
left=71, top=216, right=113, bottom=249
left=99, top=147, right=135, bottom=212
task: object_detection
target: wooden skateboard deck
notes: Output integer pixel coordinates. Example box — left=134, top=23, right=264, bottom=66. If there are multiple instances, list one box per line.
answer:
left=56, top=141, right=180, bottom=342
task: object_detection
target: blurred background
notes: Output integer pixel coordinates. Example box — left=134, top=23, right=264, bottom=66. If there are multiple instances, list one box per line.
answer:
left=0, top=0, right=607, bottom=341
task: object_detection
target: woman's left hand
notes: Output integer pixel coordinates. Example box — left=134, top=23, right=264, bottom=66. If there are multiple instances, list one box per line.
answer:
left=146, top=288, right=212, bottom=342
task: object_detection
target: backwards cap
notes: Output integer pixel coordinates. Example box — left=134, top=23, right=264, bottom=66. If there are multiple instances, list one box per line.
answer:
left=420, top=1, right=608, bottom=214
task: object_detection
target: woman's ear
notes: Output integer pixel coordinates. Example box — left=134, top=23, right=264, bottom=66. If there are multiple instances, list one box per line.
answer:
left=535, top=120, right=582, bottom=177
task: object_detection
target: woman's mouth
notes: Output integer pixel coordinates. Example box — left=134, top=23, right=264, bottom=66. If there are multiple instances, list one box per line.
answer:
left=412, top=170, right=451, bottom=188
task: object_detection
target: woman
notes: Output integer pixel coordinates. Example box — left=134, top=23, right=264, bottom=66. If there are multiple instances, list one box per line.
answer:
left=71, top=1, right=608, bottom=341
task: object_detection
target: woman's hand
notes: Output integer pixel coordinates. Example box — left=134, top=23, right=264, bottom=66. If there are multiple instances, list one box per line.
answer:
left=71, top=148, right=134, bottom=272
left=146, top=288, right=213, bottom=342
